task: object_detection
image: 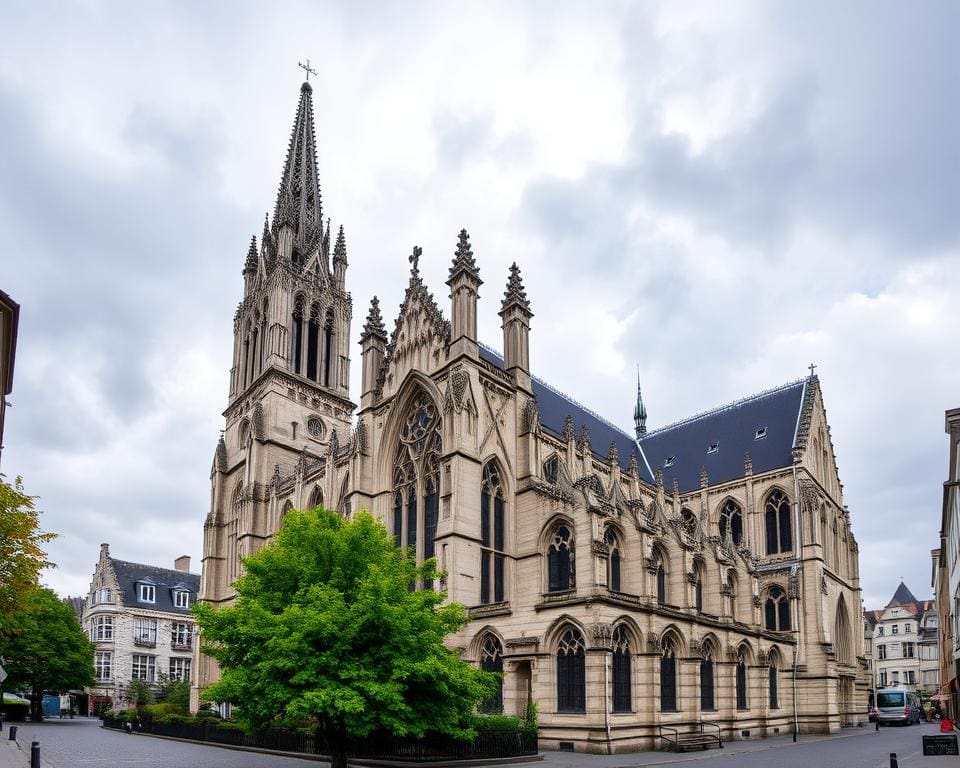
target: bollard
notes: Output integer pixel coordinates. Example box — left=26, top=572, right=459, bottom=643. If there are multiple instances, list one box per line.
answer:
left=890, top=752, right=898, bottom=768
left=876, top=717, right=880, bottom=732
left=30, top=741, right=39, bottom=768
left=8, top=725, right=17, bottom=741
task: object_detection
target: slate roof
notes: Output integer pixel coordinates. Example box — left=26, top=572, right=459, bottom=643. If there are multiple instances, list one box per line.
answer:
left=478, top=345, right=636, bottom=470
left=638, top=380, right=809, bottom=493
left=110, top=558, right=200, bottom=615
left=887, top=581, right=919, bottom=608
left=478, top=345, right=814, bottom=492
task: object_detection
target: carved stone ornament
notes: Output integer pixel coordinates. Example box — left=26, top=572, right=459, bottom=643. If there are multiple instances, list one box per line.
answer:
left=686, top=571, right=699, bottom=585
left=646, top=632, right=661, bottom=654
left=644, top=556, right=660, bottom=574
left=522, top=396, right=540, bottom=433
left=757, top=649, right=769, bottom=665
left=725, top=645, right=740, bottom=662
left=592, top=539, right=610, bottom=557
left=821, top=576, right=828, bottom=595
left=252, top=402, right=265, bottom=441
left=689, top=638, right=704, bottom=657
left=591, top=623, right=614, bottom=649
left=788, top=564, right=801, bottom=599
left=753, top=595, right=762, bottom=608
left=720, top=582, right=733, bottom=597
left=443, top=365, right=471, bottom=413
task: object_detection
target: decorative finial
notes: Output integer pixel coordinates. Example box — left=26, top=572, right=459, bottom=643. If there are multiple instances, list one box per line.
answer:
left=361, top=296, right=387, bottom=343
left=409, top=245, right=422, bottom=275
left=607, top=440, right=619, bottom=464
left=448, top=228, right=481, bottom=284
left=500, top=262, right=531, bottom=314
left=579, top=424, right=591, bottom=453
left=298, top=58, right=318, bottom=82
left=334, top=224, right=347, bottom=264
left=808, top=363, right=817, bottom=378
left=562, top=415, right=575, bottom=442
left=244, top=235, right=258, bottom=274
left=634, top=365, right=648, bottom=439
left=629, top=450, right=640, bottom=478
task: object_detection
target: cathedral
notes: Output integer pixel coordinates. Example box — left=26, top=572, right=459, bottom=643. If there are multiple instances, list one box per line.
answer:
left=192, top=80, right=871, bottom=752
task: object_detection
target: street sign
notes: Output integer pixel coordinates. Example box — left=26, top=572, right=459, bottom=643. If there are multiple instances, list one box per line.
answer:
left=922, top=734, right=959, bottom=756
left=0, top=664, right=7, bottom=683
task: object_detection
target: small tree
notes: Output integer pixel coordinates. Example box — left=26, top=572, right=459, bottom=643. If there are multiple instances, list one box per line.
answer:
left=125, top=679, right=154, bottom=711
left=156, top=673, right=190, bottom=713
left=0, top=587, right=94, bottom=720
left=195, top=507, right=496, bottom=768
left=0, top=478, right=56, bottom=637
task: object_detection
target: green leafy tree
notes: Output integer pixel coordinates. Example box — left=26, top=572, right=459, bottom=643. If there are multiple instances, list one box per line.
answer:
left=195, top=507, right=496, bottom=768
left=0, top=478, right=56, bottom=636
left=125, top=679, right=154, bottom=711
left=156, top=673, right=190, bottom=713
left=0, top=587, right=94, bottom=720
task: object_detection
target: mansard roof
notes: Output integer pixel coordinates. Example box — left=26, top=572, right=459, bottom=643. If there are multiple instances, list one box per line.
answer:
left=109, top=558, right=200, bottom=615
left=478, top=345, right=636, bottom=470
left=638, top=379, right=810, bottom=493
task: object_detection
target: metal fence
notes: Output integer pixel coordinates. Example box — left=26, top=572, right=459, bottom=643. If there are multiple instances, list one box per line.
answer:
left=101, top=716, right=537, bottom=761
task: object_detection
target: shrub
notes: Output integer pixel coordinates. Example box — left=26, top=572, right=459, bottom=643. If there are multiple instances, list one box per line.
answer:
left=140, top=703, right=176, bottom=721
left=116, top=707, right=140, bottom=723
left=472, top=714, right=521, bottom=732
left=520, top=701, right=539, bottom=737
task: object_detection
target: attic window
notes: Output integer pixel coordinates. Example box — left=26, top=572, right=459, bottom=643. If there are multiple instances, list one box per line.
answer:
left=138, top=584, right=156, bottom=603
left=663, top=456, right=675, bottom=468
left=755, top=427, right=767, bottom=440
left=174, top=590, right=190, bottom=609
left=707, top=442, right=719, bottom=454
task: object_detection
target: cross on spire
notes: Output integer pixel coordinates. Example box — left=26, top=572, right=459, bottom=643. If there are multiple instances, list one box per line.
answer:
left=409, top=245, right=422, bottom=274
left=298, top=59, right=317, bottom=81
left=808, top=363, right=818, bottom=377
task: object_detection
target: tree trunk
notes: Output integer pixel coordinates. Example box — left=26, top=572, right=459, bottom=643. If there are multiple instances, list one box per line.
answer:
left=31, top=685, right=43, bottom=722
left=327, top=720, right=348, bottom=768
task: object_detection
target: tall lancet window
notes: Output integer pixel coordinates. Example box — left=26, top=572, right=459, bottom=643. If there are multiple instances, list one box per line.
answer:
left=291, top=296, right=304, bottom=375
left=479, top=635, right=504, bottom=714
left=306, top=304, right=320, bottom=382
left=322, top=309, right=335, bottom=387
left=393, top=390, right=442, bottom=586
left=480, top=461, right=506, bottom=604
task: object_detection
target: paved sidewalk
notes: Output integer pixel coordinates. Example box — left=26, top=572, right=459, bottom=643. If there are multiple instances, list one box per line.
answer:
left=0, top=728, right=55, bottom=768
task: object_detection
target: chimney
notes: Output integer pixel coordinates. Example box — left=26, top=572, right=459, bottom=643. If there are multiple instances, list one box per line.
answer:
left=174, top=555, right=191, bottom=573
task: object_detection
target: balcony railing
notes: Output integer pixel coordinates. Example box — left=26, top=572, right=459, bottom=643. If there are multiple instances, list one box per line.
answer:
left=170, top=641, right=193, bottom=651
left=134, top=637, right=157, bottom=648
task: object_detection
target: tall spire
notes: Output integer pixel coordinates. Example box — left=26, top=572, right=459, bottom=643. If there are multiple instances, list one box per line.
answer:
left=333, top=224, right=347, bottom=265
left=634, top=366, right=648, bottom=439
left=500, top=263, right=531, bottom=314
left=448, top=228, right=481, bottom=284
left=243, top=235, right=258, bottom=274
left=273, top=81, right=323, bottom=253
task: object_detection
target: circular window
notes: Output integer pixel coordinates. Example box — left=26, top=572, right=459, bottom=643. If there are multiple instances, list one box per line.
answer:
left=307, top=418, right=324, bottom=438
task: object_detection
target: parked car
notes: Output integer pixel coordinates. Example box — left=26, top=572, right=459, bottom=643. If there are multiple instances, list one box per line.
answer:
left=875, top=688, right=922, bottom=726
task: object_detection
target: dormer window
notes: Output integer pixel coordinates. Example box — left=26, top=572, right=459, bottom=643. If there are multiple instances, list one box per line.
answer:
left=97, top=588, right=112, bottom=604
left=138, top=584, right=156, bottom=603
left=663, top=456, right=675, bottom=468
left=174, top=590, right=190, bottom=609
left=755, top=427, right=767, bottom=440
left=707, top=442, right=719, bottom=454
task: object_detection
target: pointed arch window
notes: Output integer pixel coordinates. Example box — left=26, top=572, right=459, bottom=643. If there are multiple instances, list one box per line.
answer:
left=605, top=527, right=621, bottom=593
left=764, top=586, right=791, bottom=632
left=480, top=461, right=506, bottom=604
left=694, top=560, right=704, bottom=614
left=547, top=525, right=575, bottom=592
left=306, top=304, right=320, bottom=382
left=700, top=644, right=715, bottom=711
left=291, top=296, right=305, bottom=375
left=307, top=485, right=323, bottom=509
left=680, top=508, right=697, bottom=534
left=542, top=456, right=559, bottom=485
left=660, top=636, right=678, bottom=712
left=611, top=625, right=631, bottom=712
left=736, top=650, right=748, bottom=710
left=479, top=635, right=504, bottom=714
left=655, top=550, right=667, bottom=606
left=769, top=656, right=780, bottom=709
left=764, top=490, right=792, bottom=555
left=556, top=627, right=586, bottom=713
left=719, top=500, right=744, bottom=546
left=392, top=390, right=442, bottom=587
left=322, top=309, right=335, bottom=388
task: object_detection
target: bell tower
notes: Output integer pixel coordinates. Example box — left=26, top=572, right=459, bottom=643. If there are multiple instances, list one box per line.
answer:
left=197, top=80, right=355, bottom=702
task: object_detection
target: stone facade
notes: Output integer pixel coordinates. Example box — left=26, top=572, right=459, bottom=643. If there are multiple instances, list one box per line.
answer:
left=193, top=80, right=871, bottom=751
left=83, top=544, right=199, bottom=711
left=0, top=287, right=19, bottom=468
left=935, top=407, right=960, bottom=717
left=868, top=582, right=938, bottom=695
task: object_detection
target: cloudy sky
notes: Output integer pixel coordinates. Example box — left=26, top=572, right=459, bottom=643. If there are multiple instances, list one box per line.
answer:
left=2, top=1, right=957, bottom=610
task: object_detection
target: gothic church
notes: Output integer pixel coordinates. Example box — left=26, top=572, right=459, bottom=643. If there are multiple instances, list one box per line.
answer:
left=193, top=80, right=870, bottom=752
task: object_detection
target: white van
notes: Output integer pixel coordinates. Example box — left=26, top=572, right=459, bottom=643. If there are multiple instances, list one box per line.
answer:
left=875, top=688, right=922, bottom=725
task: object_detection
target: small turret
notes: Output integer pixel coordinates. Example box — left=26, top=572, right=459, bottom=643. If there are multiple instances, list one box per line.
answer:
left=499, top=263, right=533, bottom=392
left=447, top=229, right=482, bottom=357
left=634, top=368, right=648, bottom=439
left=333, top=225, right=348, bottom=289
left=243, top=235, right=258, bottom=294
left=359, top=296, right=387, bottom=408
